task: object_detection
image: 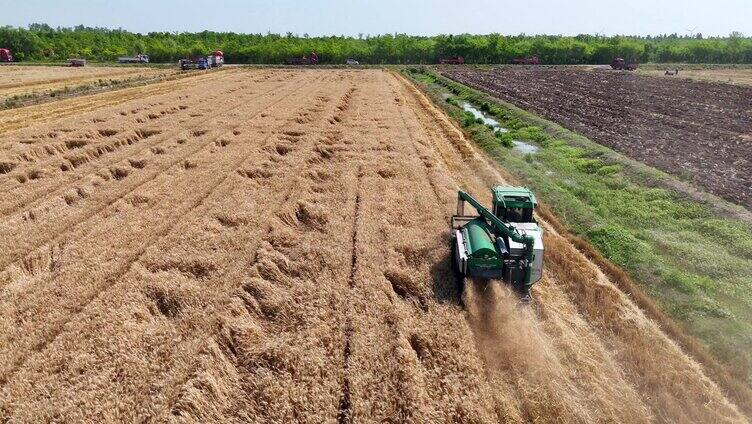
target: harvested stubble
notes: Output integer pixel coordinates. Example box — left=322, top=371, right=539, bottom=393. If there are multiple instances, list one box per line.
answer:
left=0, top=65, right=175, bottom=101
left=0, top=68, right=747, bottom=423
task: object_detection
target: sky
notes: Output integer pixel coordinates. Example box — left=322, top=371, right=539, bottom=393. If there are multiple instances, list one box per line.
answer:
left=1, top=0, right=750, bottom=37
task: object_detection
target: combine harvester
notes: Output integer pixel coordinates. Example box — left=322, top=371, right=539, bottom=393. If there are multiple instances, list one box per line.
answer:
left=207, top=50, right=224, bottom=67
left=451, top=187, right=544, bottom=301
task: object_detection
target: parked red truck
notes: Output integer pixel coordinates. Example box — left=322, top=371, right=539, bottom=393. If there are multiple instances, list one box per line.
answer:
left=0, top=49, right=13, bottom=62
left=208, top=50, right=224, bottom=67
left=610, top=57, right=638, bottom=71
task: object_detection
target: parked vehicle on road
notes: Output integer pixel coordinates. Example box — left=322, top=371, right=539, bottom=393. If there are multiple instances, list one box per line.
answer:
left=118, top=54, right=149, bottom=63
left=208, top=51, right=224, bottom=67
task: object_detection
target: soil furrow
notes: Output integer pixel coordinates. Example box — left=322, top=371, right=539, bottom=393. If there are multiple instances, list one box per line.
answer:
left=337, top=165, right=362, bottom=424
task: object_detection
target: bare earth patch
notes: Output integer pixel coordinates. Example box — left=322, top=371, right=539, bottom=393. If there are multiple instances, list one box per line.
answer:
left=440, top=66, right=752, bottom=209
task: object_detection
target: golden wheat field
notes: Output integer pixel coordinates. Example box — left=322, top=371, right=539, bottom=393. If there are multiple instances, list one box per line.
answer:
left=0, top=65, right=176, bottom=101
left=0, top=68, right=749, bottom=423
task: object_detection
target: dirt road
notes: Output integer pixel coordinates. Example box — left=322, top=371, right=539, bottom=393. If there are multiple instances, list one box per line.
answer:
left=0, top=69, right=747, bottom=422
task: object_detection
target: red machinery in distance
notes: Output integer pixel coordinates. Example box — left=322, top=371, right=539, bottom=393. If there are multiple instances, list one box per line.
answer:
left=610, top=57, right=639, bottom=71
left=512, top=56, right=540, bottom=65
left=208, top=50, right=224, bottom=67
left=284, top=51, right=319, bottom=65
left=0, top=48, right=13, bottom=62
left=440, top=56, right=465, bottom=65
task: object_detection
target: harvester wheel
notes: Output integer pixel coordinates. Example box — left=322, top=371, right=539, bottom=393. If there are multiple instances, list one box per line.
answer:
left=450, top=235, right=460, bottom=275
left=450, top=235, right=467, bottom=300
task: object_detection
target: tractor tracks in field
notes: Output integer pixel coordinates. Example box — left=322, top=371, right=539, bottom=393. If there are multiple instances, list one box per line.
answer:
left=0, top=71, right=284, bottom=216
left=0, top=74, right=362, bottom=420
left=0, top=77, right=298, bottom=264
left=161, top=82, right=362, bottom=421
left=336, top=164, right=362, bottom=424
left=0, top=72, right=333, bottom=390
left=0, top=72, right=314, bottom=275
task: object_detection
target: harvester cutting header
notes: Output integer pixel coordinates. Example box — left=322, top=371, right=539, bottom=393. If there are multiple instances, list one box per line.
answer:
left=451, top=186, right=544, bottom=301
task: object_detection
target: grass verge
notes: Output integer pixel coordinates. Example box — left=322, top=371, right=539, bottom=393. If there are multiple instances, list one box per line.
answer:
left=403, top=67, right=752, bottom=390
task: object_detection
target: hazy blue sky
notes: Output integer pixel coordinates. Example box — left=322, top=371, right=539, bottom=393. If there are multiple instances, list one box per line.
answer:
left=2, top=0, right=750, bottom=36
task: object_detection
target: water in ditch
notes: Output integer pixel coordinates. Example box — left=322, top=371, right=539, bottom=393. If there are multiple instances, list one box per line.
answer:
left=461, top=102, right=539, bottom=154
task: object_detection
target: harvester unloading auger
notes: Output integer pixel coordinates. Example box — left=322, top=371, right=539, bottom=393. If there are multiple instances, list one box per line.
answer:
left=451, top=186, right=544, bottom=301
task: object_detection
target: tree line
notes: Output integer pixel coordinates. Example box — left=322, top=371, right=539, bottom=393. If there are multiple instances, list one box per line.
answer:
left=1, top=24, right=751, bottom=64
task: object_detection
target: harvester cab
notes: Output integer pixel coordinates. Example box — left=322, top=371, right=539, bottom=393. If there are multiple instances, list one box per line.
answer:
left=451, top=186, right=544, bottom=301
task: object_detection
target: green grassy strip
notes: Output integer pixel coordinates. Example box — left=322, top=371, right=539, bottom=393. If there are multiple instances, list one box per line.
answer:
left=404, top=67, right=752, bottom=386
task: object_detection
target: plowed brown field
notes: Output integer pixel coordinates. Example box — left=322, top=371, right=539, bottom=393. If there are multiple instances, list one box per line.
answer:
left=439, top=67, right=752, bottom=209
left=0, top=68, right=748, bottom=423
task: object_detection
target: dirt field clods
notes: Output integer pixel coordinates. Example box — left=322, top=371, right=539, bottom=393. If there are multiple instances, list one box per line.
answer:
left=640, top=67, right=752, bottom=86
left=0, top=68, right=748, bottom=422
left=439, top=66, right=752, bottom=209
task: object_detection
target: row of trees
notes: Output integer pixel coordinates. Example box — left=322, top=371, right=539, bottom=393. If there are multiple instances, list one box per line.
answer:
left=2, top=25, right=751, bottom=64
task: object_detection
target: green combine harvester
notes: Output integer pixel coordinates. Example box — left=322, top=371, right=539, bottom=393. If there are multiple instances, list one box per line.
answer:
left=451, top=186, right=544, bottom=300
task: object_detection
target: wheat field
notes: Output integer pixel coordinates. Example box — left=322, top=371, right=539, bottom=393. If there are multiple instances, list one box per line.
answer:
left=0, top=68, right=747, bottom=423
left=0, top=65, right=175, bottom=101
